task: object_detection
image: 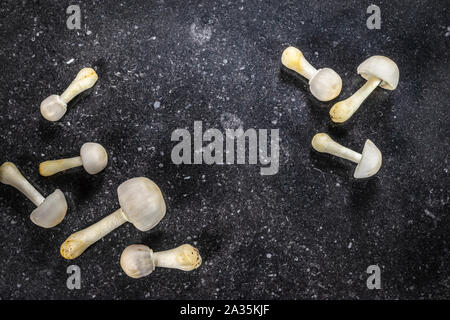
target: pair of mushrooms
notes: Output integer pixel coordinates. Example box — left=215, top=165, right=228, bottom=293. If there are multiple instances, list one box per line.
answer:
left=281, top=46, right=399, bottom=123
left=282, top=46, right=398, bottom=178
left=0, top=143, right=108, bottom=227
left=60, top=177, right=201, bottom=278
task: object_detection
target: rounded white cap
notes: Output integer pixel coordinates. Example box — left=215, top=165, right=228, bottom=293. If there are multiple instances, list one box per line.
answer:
left=309, top=68, right=342, bottom=101
left=40, top=95, right=67, bottom=122
left=120, top=244, right=155, bottom=279
left=30, top=189, right=67, bottom=228
left=80, top=143, right=108, bottom=175
left=354, top=139, right=382, bottom=179
left=117, top=177, right=166, bottom=231
left=357, top=56, right=399, bottom=90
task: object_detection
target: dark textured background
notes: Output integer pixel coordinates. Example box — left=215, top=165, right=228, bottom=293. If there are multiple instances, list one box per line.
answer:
left=0, top=0, right=449, bottom=299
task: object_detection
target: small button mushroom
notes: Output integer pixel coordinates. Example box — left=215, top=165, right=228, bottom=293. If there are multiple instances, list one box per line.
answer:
left=0, top=162, right=67, bottom=228
left=60, top=177, right=166, bottom=259
left=281, top=46, right=342, bottom=101
left=39, top=142, right=108, bottom=176
left=120, top=244, right=202, bottom=279
left=311, top=133, right=382, bottom=179
left=40, top=67, right=98, bottom=122
left=329, top=56, right=399, bottom=123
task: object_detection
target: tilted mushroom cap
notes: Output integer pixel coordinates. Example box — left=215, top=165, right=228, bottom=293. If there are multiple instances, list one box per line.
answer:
left=30, top=189, right=67, bottom=228
left=354, top=139, right=382, bottom=179
left=40, top=95, right=67, bottom=122
left=117, top=177, right=166, bottom=231
left=357, top=56, right=399, bottom=90
left=309, top=68, right=342, bottom=101
left=80, top=142, right=108, bottom=174
left=120, top=244, right=155, bottom=279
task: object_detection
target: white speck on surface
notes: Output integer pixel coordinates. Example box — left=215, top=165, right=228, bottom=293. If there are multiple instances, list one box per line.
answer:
left=153, top=101, right=161, bottom=109
left=190, top=22, right=212, bottom=45
left=266, top=253, right=272, bottom=259
left=66, top=58, right=74, bottom=64
left=137, top=147, right=142, bottom=152
left=86, top=30, right=92, bottom=35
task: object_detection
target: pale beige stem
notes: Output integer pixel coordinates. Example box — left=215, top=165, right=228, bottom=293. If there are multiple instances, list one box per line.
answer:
left=312, top=133, right=362, bottom=164
left=281, top=47, right=317, bottom=80
left=60, top=208, right=127, bottom=259
left=0, top=162, right=44, bottom=206
left=330, top=76, right=381, bottom=123
left=39, top=156, right=83, bottom=176
left=153, top=244, right=202, bottom=271
left=60, top=68, right=98, bottom=103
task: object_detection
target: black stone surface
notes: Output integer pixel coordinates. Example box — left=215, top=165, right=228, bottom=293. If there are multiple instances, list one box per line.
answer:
left=0, top=0, right=449, bottom=299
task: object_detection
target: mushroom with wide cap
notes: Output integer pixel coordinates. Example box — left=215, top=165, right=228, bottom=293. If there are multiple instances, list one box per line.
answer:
left=40, top=67, right=98, bottom=122
left=120, top=244, right=202, bottom=279
left=39, top=142, right=108, bottom=176
left=329, top=56, right=399, bottom=123
left=0, top=162, right=67, bottom=228
left=311, top=133, right=382, bottom=179
left=281, top=46, right=342, bottom=101
left=60, top=177, right=166, bottom=259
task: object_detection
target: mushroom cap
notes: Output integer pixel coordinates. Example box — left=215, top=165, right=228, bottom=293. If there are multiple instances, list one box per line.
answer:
left=117, top=177, right=166, bottom=231
left=354, top=139, right=382, bottom=179
left=80, top=142, right=108, bottom=175
left=120, top=244, right=155, bottom=279
left=40, top=95, right=67, bottom=122
left=309, top=68, right=342, bottom=101
left=30, top=189, right=67, bottom=228
left=357, top=56, right=399, bottom=90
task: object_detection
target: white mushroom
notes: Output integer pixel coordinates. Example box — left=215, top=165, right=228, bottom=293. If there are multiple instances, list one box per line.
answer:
left=60, top=177, right=166, bottom=259
left=39, top=142, right=108, bottom=176
left=330, top=56, right=399, bottom=123
left=311, top=133, right=382, bottom=179
left=40, top=67, right=98, bottom=122
left=281, top=46, right=342, bottom=101
left=0, top=162, right=67, bottom=228
left=120, top=244, right=202, bottom=279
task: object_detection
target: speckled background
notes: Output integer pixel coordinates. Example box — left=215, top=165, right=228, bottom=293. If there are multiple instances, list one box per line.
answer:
left=0, top=0, right=449, bottom=299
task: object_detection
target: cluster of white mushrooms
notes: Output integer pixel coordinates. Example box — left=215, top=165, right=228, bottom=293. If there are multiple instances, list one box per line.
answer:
left=1, top=67, right=201, bottom=279
left=282, top=46, right=399, bottom=178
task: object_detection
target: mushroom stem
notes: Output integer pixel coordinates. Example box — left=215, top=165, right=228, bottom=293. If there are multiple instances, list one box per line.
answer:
left=60, top=68, right=98, bottom=104
left=312, top=133, right=362, bottom=163
left=330, top=76, right=381, bottom=123
left=0, top=162, right=45, bottom=206
left=39, top=157, right=83, bottom=177
left=281, top=47, right=317, bottom=80
left=60, top=208, right=128, bottom=260
left=153, top=244, right=202, bottom=271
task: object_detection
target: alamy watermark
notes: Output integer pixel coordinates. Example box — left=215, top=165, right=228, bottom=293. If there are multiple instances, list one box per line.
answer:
left=66, top=5, right=81, bottom=30
left=66, top=265, right=81, bottom=289
left=366, top=5, right=381, bottom=30
left=171, top=121, right=279, bottom=175
left=366, top=265, right=381, bottom=289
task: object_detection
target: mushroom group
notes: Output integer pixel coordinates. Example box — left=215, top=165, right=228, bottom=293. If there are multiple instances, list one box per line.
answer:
left=0, top=162, right=67, bottom=228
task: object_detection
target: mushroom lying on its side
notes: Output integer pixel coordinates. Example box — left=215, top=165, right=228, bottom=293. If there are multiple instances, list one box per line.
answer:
left=311, top=133, right=382, bottom=179
left=60, top=177, right=166, bottom=259
left=40, top=67, right=98, bottom=122
left=39, top=142, right=108, bottom=176
left=120, top=244, right=202, bottom=279
left=329, top=56, right=399, bottom=123
left=0, top=162, right=67, bottom=228
left=281, top=46, right=342, bottom=101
